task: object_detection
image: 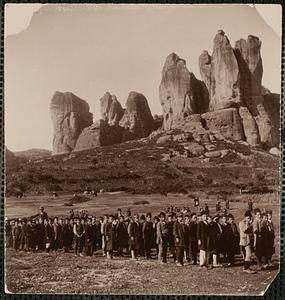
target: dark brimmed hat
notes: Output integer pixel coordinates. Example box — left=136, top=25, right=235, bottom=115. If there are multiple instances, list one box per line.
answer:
left=244, top=210, right=252, bottom=218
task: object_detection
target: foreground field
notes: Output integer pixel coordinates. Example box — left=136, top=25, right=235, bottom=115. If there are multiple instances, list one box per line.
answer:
left=5, top=192, right=280, bottom=295
left=6, top=248, right=279, bottom=295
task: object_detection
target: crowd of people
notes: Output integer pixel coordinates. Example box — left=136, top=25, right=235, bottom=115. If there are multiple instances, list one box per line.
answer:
left=6, top=201, right=275, bottom=273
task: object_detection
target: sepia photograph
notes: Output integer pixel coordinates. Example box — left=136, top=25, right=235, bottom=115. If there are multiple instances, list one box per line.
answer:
left=4, top=3, right=282, bottom=295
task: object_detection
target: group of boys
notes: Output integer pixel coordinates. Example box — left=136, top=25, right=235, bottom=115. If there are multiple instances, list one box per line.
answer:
left=6, top=205, right=275, bottom=272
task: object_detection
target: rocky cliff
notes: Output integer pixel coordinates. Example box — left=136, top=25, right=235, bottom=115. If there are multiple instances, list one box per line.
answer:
left=100, top=92, right=124, bottom=126
left=120, top=92, right=154, bottom=141
left=50, top=91, right=93, bottom=155
left=159, top=53, right=209, bottom=130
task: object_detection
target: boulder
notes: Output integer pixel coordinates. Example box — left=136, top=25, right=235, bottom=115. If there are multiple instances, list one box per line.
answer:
left=159, top=53, right=209, bottom=129
left=50, top=91, right=93, bottom=155
left=205, top=151, right=222, bottom=158
left=156, top=135, right=172, bottom=144
left=119, top=91, right=154, bottom=141
left=184, top=142, right=205, bottom=157
left=269, top=147, right=280, bottom=156
left=100, top=92, right=124, bottom=126
left=202, top=108, right=245, bottom=141
left=238, top=106, right=260, bottom=145
left=74, top=120, right=123, bottom=152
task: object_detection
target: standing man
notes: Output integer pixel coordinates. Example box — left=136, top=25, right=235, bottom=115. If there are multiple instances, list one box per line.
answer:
left=239, top=210, right=256, bottom=273
left=157, top=212, right=168, bottom=264
left=197, top=210, right=208, bottom=268
left=252, top=208, right=263, bottom=270
left=73, top=218, right=85, bottom=257
left=143, top=213, right=154, bottom=259
left=166, top=214, right=175, bottom=261
left=128, top=214, right=140, bottom=260
left=189, top=213, right=198, bottom=265
left=173, top=213, right=185, bottom=266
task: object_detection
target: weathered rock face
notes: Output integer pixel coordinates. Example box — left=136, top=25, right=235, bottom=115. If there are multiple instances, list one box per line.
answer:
left=50, top=91, right=93, bottom=155
left=202, top=108, right=245, bottom=141
left=199, top=31, right=279, bottom=147
left=238, top=107, right=260, bottom=145
left=119, top=91, right=154, bottom=141
left=74, top=120, right=123, bottom=152
left=159, top=53, right=209, bottom=130
left=100, top=92, right=124, bottom=126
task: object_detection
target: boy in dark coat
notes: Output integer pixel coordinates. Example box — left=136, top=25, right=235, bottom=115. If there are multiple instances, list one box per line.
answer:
left=52, top=217, right=62, bottom=251
left=157, top=212, right=168, bottom=263
left=189, top=213, right=198, bottom=265
left=90, top=217, right=98, bottom=252
left=44, top=218, right=54, bottom=253
left=166, top=214, right=175, bottom=261
left=73, top=218, right=85, bottom=256
left=84, top=218, right=94, bottom=256
left=226, top=214, right=239, bottom=266
left=253, top=208, right=263, bottom=270
left=35, top=217, right=45, bottom=251
left=12, top=220, right=21, bottom=251
left=197, top=211, right=208, bottom=267
left=116, top=215, right=128, bottom=256
left=143, top=213, right=154, bottom=259
left=128, top=214, right=140, bottom=260
left=105, top=215, right=116, bottom=259
left=173, top=213, right=185, bottom=266
left=266, top=210, right=275, bottom=266
left=139, top=215, right=146, bottom=257
left=184, top=214, right=191, bottom=262
left=62, top=218, right=72, bottom=253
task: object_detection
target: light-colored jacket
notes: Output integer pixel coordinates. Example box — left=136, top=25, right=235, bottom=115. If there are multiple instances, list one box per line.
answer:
left=239, top=219, right=252, bottom=247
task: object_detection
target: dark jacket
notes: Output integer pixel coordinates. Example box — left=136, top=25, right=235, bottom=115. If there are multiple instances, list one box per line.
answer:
left=128, top=221, right=140, bottom=250
left=197, top=221, right=207, bottom=251
left=105, top=222, right=116, bottom=251
left=116, top=221, right=128, bottom=248
left=173, top=221, right=185, bottom=247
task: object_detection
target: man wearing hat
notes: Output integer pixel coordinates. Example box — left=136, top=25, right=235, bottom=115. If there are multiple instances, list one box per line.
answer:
left=173, top=212, right=185, bottom=266
left=239, top=210, right=256, bottom=273
left=157, top=212, right=168, bottom=263
left=39, top=206, right=48, bottom=221
left=197, top=210, right=208, bottom=268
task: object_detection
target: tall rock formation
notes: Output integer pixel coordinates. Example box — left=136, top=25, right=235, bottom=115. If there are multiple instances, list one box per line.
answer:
left=100, top=92, right=124, bottom=126
left=50, top=91, right=93, bottom=155
left=159, top=53, right=209, bottom=130
left=119, top=91, right=154, bottom=141
left=199, top=30, right=279, bottom=147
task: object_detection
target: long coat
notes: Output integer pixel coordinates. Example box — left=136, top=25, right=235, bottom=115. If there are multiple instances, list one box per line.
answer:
left=142, top=221, right=154, bottom=248
left=128, top=221, right=140, bottom=250
left=239, top=220, right=253, bottom=247
left=116, top=221, right=128, bottom=248
left=156, top=221, right=168, bottom=245
left=105, top=222, right=116, bottom=252
left=189, top=221, right=198, bottom=253
left=44, top=224, right=54, bottom=244
left=173, top=221, right=185, bottom=247
left=197, top=221, right=208, bottom=251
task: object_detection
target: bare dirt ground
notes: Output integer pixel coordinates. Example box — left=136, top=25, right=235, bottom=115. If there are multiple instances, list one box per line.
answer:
left=5, top=192, right=280, bottom=295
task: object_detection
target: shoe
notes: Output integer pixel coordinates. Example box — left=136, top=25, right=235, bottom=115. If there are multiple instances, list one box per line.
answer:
left=213, top=264, right=223, bottom=268
left=243, top=269, right=256, bottom=274
left=79, top=253, right=84, bottom=257
left=176, top=263, right=183, bottom=267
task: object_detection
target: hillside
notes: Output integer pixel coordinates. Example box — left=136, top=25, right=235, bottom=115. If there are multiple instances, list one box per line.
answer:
left=14, top=148, right=52, bottom=159
left=6, top=130, right=279, bottom=197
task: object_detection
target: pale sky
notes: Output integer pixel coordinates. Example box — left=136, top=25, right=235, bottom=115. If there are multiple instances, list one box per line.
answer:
left=4, top=4, right=282, bottom=152
left=5, top=4, right=281, bottom=37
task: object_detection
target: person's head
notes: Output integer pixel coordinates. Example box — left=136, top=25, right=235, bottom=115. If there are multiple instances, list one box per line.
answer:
left=40, top=206, right=44, bottom=212
left=48, top=218, right=53, bottom=225
left=81, top=218, right=85, bottom=225
left=76, top=218, right=81, bottom=225
left=244, top=210, right=252, bottom=222
left=154, top=216, right=159, bottom=224
left=146, top=213, right=152, bottom=222
left=69, top=219, right=74, bottom=225
left=254, top=208, right=261, bottom=219
left=167, top=214, right=172, bottom=222
left=261, top=213, right=268, bottom=222
left=38, top=217, right=43, bottom=224
left=118, top=208, right=122, bottom=215
left=140, top=215, right=146, bottom=222
left=27, top=219, right=32, bottom=225
left=65, top=218, right=69, bottom=225
left=59, top=218, right=64, bottom=225
left=109, top=215, right=114, bottom=223
left=54, top=217, right=58, bottom=224
left=177, top=213, right=183, bottom=223
left=119, top=215, right=124, bottom=222
left=44, top=219, right=48, bottom=225
left=103, top=215, right=108, bottom=223
left=87, top=218, right=92, bottom=225
left=267, top=210, right=272, bottom=220
left=200, top=211, right=207, bottom=221
left=190, top=213, right=197, bottom=222
left=227, top=214, right=234, bottom=224
left=207, top=215, right=213, bottom=223
left=184, top=214, right=190, bottom=224
left=133, top=214, right=139, bottom=223
left=91, top=216, right=96, bottom=223
left=159, top=212, right=166, bottom=222
left=220, top=215, right=227, bottom=225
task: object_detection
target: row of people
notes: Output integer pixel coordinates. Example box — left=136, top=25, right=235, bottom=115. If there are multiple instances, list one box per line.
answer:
left=6, top=207, right=275, bottom=272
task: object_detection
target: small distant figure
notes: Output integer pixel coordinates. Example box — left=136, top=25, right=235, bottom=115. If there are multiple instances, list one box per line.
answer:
left=194, top=197, right=200, bottom=207
left=91, top=190, right=97, bottom=197
left=52, top=192, right=58, bottom=198
left=69, top=209, right=74, bottom=219
left=226, top=199, right=230, bottom=210
left=216, top=201, right=221, bottom=213
left=126, top=208, right=131, bottom=218
left=204, top=204, right=209, bottom=215
left=248, top=199, right=253, bottom=212
left=39, top=206, right=48, bottom=221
